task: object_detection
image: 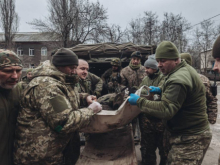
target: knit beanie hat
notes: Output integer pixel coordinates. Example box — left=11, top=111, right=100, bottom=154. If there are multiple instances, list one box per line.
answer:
left=212, top=35, right=220, bottom=58
left=26, top=68, right=33, bottom=73
left=144, top=54, right=158, bottom=70
left=180, top=53, right=192, bottom=66
left=0, top=49, right=22, bottom=69
left=155, top=41, right=179, bottom=59
left=52, top=48, right=78, bottom=66
left=131, top=51, right=142, bottom=59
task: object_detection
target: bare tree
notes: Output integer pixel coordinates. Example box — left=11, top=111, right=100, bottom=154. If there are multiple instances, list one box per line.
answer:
left=126, top=18, right=143, bottom=45
left=0, top=0, right=19, bottom=49
left=142, top=11, right=160, bottom=45
left=29, top=0, right=108, bottom=47
left=193, top=20, right=216, bottom=73
left=159, top=13, right=190, bottom=52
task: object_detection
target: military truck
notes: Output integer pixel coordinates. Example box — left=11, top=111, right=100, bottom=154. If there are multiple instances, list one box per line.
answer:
left=68, top=42, right=156, bottom=77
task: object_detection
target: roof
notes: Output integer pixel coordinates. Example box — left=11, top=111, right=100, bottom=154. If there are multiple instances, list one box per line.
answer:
left=0, top=32, right=59, bottom=42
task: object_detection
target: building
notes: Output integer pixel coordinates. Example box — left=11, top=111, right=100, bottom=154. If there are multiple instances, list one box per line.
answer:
left=200, top=49, right=215, bottom=74
left=0, top=32, right=60, bottom=72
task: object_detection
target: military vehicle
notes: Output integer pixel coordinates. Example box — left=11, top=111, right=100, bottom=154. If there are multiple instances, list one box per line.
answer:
left=69, top=42, right=156, bottom=77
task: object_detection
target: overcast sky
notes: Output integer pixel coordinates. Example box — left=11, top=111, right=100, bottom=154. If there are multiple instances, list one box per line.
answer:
left=15, top=0, right=220, bottom=32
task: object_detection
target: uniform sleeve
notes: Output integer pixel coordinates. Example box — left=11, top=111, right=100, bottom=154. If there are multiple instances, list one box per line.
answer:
left=120, top=70, right=127, bottom=86
left=137, top=83, right=187, bottom=120
left=89, top=73, right=103, bottom=97
left=34, top=83, right=95, bottom=134
left=205, top=81, right=218, bottom=124
left=101, top=70, right=108, bottom=83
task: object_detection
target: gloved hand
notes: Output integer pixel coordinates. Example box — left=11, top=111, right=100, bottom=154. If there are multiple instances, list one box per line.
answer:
left=88, top=101, right=102, bottom=113
left=149, top=86, right=161, bottom=94
left=128, top=93, right=140, bottom=105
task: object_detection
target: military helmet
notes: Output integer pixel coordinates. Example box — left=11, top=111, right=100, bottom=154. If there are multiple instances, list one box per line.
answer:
left=110, top=58, right=121, bottom=66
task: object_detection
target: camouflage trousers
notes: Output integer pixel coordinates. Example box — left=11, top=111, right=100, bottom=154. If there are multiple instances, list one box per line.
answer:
left=167, top=129, right=212, bottom=165
left=139, top=114, right=168, bottom=165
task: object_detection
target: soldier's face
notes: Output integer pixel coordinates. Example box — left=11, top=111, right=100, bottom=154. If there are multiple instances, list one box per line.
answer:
left=112, top=65, right=118, bottom=71
left=145, top=67, right=157, bottom=76
left=157, top=58, right=179, bottom=75
left=0, top=66, right=22, bottom=89
left=27, top=72, right=33, bottom=80
left=57, top=65, right=77, bottom=76
left=77, top=60, right=89, bottom=80
left=213, top=58, right=220, bottom=73
left=131, top=57, right=141, bottom=65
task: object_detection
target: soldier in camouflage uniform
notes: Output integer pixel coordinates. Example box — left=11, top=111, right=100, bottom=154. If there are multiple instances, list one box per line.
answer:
left=101, top=58, right=122, bottom=93
left=138, top=54, right=167, bottom=165
left=128, top=41, right=212, bottom=165
left=14, top=48, right=102, bottom=165
left=0, top=49, right=22, bottom=165
left=16, top=68, right=33, bottom=90
left=76, top=59, right=103, bottom=98
left=120, top=51, right=146, bottom=89
left=181, top=53, right=218, bottom=124
left=121, top=51, right=146, bottom=136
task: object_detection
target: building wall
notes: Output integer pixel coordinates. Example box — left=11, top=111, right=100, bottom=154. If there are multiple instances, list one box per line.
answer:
left=200, top=49, right=215, bottom=73
left=16, top=41, right=57, bottom=69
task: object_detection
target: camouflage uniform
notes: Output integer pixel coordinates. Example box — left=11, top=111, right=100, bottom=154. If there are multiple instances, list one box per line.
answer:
left=120, top=65, right=146, bottom=89
left=137, top=60, right=212, bottom=165
left=0, top=49, right=22, bottom=165
left=101, top=68, right=122, bottom=93
left=138, top=70, right=167, bottom=165
left=101, top=58, right=122, bottom=93
left=198, top=73, right=218, bottom=124
left=77, top=72, right=103, bottom=97
left=16, top=76, right=31, bottom=90
left=14, top=60, right=96, bottom=165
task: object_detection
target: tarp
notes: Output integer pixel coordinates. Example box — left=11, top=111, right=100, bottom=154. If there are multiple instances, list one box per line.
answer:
left=68, top=42, right=156, bottom=59
left=80, top=86, right=151, bottom=133
left=76, top=125, right=137, bottom=165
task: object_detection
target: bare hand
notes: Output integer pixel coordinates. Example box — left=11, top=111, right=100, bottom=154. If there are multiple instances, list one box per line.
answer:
left=86, top=95, right=97, bottom=105
left=88, top=101, right=102, bottom=113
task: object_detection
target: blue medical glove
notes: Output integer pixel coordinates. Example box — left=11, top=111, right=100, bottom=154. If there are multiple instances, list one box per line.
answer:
left=149, top=86, right=161, bottom=94
left=128, top=93, right=140, bottom=105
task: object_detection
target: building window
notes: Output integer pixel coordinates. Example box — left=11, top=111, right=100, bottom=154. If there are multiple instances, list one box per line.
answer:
left=17, top=47, right=23, bottom=56
left=29, top=64, right=35, bottom=68
left=29, top=48, right=34, bottom=56
left=41, top=47, right=47, bottom=56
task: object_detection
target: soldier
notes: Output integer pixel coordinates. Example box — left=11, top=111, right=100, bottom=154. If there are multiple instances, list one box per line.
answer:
left=138, top=54, right=167, bottom=165
left=120, top=51, right=146, bottom=89
left=101, top=58, right=122, bottom=93
left=213, top=36, right=220, bottom=72
left=181, top=53, right=218, bottom=124
left=120, top=51, right=146, bottom=136
left=14, top=48, right=102, bottom=165
left=0, top=49, right=22, bottom=165
left=212, top=35, right=220, bottom=165
left=128, top=41, right=212, bottom=165
left=76, top=59, right=103, bottom=98
left=17, top=68, right=33, bottom=90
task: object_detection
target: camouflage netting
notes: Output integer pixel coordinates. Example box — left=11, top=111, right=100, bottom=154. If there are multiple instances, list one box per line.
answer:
left=68, top=42, right=156, bottom=61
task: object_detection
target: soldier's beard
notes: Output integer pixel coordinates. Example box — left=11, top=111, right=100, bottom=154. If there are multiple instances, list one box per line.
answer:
left=0, top=80, right=16, bottom=89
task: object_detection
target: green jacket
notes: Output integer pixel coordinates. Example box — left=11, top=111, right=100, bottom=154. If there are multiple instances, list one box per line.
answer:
left=77, top=72, right=103, bottom=97
left=137, top=60, right=209, bottom=135
left=0, top=86, right=21, bottom=165
left=139, top=70, right=164, bottom=89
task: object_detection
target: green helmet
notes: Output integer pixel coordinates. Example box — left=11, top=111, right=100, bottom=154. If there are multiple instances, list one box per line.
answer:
left=110, top=58, right=121, bottom=66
